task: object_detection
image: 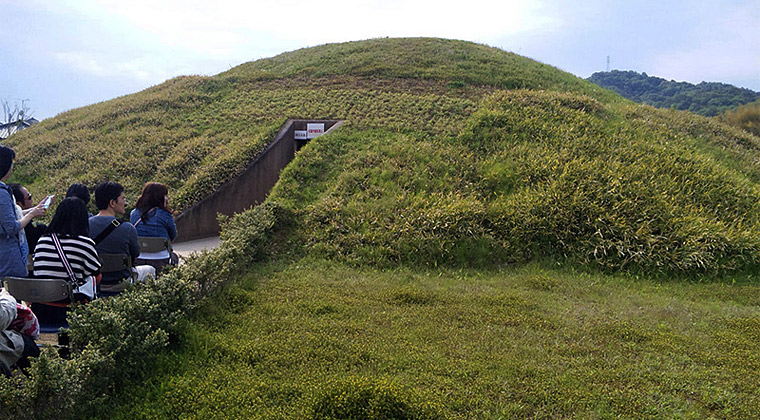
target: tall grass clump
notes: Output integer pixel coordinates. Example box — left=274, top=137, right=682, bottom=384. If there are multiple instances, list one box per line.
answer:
left=722, top=99, right=760, bottom=137
left=307, top=377, right=441, bottom=420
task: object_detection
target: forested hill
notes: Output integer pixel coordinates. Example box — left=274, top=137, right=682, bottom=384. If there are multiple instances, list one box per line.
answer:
left=588, top=70, right=760, bottom=116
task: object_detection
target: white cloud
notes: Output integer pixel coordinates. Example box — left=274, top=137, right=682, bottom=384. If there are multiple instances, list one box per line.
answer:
left=74, top=0, right=555, bottom=55
left=8, top=0, right=760, bottom=120
left=29, top=0, right=558, bottom=88
left=53, top=51, right=173, bottom=83
left=651, top=42, right=760, bottom=87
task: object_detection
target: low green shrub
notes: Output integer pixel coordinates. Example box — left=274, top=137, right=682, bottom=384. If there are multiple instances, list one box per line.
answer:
left=0, top=202, right=291, bottom=419
left=0, top=347, right=95, bottom=420
left=67, top=273, right=196, bottom=388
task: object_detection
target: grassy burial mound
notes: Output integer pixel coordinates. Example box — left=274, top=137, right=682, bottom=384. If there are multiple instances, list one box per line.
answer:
left=6, top=37, right=760, bottom=275
left=4, top=38, right=760, bottom=419
left=3, top=38, right=614, bottom=212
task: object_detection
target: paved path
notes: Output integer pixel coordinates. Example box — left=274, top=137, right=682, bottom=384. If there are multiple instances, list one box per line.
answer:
left=173, top=236, right=222, bottom=261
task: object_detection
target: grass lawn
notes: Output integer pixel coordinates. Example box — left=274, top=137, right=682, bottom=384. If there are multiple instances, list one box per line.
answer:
left=101, top=258, right=760, bottom=419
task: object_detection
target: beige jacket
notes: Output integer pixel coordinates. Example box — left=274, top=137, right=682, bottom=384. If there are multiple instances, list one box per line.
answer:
left=0, top=292, right=24, bottom=372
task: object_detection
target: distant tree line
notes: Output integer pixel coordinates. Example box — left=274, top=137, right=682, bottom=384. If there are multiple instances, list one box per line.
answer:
left=588, top=70, right=760, bottom=117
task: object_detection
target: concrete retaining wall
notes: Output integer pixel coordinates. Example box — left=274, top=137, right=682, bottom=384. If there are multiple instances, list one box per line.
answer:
left=174, top=119, right=343, bottom=242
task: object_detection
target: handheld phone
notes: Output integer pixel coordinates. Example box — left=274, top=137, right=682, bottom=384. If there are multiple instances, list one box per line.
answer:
left=42, top=195, right=54, bottom=209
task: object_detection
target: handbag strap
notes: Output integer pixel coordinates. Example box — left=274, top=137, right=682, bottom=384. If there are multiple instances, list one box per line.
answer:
left=51, top=233, right=78, bottom=285
left=134, top=207, right=158, bottom=227
left=93, top=218, right=120, bottom=245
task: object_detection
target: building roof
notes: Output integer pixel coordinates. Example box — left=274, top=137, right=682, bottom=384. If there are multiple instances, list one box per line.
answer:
left=0, top=117, right=39, bottom=139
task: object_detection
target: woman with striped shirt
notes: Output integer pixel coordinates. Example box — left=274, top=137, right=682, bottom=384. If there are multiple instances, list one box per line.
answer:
left=32, top=197, right=101, bottom=325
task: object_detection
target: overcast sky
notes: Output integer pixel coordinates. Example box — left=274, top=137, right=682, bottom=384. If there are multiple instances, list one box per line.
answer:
left=2, top=0, right=758, bottom=120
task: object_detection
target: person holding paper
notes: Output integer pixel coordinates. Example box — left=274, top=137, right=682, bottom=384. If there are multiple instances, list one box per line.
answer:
left=8, top=183, right=50, bottom=251
left=0, top=146, right=46, bottom=278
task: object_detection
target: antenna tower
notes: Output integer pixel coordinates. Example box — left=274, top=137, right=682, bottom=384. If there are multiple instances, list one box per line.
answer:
left=606, top=56, right=610, bottom=72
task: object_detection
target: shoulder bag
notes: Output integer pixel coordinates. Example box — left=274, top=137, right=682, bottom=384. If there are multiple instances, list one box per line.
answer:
left=50, top=234, right=97, bottom=300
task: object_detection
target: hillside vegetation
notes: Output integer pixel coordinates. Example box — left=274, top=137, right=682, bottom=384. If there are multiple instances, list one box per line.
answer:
left=5, top=38, right=615, bottom=212
left=722, top=99, right=760, bottom=137
left=6, top=38, right=760, bottom=275
left=269, top=89, right=760, bottom=275
left=588, top=70, right=760, bottom=116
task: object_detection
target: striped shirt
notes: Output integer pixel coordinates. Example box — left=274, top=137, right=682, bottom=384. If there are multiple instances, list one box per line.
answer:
left=32, top=234, right=101, bottom=286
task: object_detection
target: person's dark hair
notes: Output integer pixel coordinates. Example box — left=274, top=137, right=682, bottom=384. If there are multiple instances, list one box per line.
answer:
left=0, top=146, right=15, bottom=179
left=94, top=181, right=124, bottom=210
left=135, top=182, right=171, bottom=222
left=46, top=197, right=89, bottom=237
left=66, top=183, right=90, bottom=204
left=7, top=183, right=24, bottom=203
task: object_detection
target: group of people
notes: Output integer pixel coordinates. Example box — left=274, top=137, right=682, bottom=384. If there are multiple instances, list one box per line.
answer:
left=0, top=145, right=179, bottom=374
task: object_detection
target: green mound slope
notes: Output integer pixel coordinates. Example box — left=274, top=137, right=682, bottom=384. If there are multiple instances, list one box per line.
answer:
left=6, top=37, right=760, bottom=275
left=271, top=88, right=760, bottom=274
left=223, top=38, right=615, bottom=98
left=5, top=38, right=613, bottom=210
